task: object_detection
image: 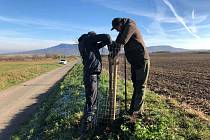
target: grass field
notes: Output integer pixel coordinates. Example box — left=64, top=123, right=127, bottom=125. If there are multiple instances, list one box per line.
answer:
left=12, top=64, right=210, bottom=140
left=0, top=59, right=61, bottom=91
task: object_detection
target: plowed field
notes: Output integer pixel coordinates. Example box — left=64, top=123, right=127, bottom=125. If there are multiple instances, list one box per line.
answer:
left=102, top=53, right=210, bottom=115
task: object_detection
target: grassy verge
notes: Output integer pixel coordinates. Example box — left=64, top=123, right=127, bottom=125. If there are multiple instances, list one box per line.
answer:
left=12, top=64, right=210, bottom=140
left=0, top=59, right=61, bottom=91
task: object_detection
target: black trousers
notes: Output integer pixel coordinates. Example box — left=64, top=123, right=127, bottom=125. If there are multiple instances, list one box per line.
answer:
left=83, top=74, right=99, bottom=116
left=129, top=60, right=150, bottom=114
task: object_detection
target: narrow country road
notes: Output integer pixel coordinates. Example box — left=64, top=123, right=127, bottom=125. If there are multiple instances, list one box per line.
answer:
left=0, top=60, right=77, bottom=139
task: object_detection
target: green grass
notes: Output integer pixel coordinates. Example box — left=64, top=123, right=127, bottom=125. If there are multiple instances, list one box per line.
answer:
left=0, top=59, right=61, bottom=91
left=12, top=64, right=210, bottom=140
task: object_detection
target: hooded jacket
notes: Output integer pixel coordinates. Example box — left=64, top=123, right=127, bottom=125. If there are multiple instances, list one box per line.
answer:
left=78, top=33, right=112, bottom=75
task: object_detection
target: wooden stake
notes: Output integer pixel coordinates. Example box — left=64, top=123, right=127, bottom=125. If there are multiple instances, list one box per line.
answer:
left=109, top=55, right=119, bottom=121
left=113, top=57, right=119, bottom=120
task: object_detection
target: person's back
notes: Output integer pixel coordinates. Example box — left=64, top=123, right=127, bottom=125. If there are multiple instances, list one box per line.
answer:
left=79, top=33, right=101, bottom=75
left=115, top=18, right=150, bottom=68
left=78, top=32, right=112, bottom=75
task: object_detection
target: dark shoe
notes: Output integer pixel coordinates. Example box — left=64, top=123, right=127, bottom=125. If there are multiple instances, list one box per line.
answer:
left=80, top=117, right=88, bottom=135
left=81, top=113, right=96, bottom=134
left=128, top=122, right=135, bottom=132
left=130, top=111, right=142, bottom=123
left=128, top=111, right=142, bottom=133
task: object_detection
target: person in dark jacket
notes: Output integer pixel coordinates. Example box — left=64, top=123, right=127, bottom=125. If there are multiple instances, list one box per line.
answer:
left=111, top=18, right=150, bottom=120
left=78, top=31, right=112, bottom=131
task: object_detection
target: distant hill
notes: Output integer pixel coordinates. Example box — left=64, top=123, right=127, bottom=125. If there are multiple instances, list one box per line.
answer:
left=4, top=44, right=206, bottom=56
left=147, top=45, right=189, bottom=53
left=13, top=43, right=109, bottom=56
left=18, top=44, right=79, bottom=56
left=0, top=49, right=21, bottom=54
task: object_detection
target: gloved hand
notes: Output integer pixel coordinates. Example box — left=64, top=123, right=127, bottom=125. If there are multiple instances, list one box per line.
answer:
left=107, top=41, right=114, bottom=52
left=108, top=41, right=121, bottom=58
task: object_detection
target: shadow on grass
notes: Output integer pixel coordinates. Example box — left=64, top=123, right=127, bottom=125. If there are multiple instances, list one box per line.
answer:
left=0, top=68, right=72, bottom=140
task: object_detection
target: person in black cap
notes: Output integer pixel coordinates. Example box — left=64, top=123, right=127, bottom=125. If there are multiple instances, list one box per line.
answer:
left=78, top=31, right=112, bottom=132
left=110, top=17, right=150, bottom=121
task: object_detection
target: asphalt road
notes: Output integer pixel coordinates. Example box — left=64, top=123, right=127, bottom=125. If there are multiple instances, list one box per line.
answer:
left=0, top=61, right=77, bottom=139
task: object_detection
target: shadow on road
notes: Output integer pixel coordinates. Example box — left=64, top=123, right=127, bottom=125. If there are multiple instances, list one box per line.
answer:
left=0, top=68, right=71, bottom=139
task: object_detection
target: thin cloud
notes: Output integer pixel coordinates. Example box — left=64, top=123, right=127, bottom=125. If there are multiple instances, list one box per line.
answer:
left=191, top=10, right=197, bottom=33
left=0, top=36, right=75, bottom=51
left=1, top=15, right=112, bottom=36
left=0, top=29, right=25, bottom=37
left=166, top=23, right=210, bottom=34
left=141, top=24, right=151, bottom=34
left=0, top=16, right=61, bottom=27
left=192, top=10, right=195, bottom=20
left=91, top=0, right=179, bottom=24
left=162, top=0, right=200, bottom=38
left=0, top=15, right=111, bottom=40
left=100, top=3, right=156, bottom=19
left=0, top=15, right=105, bottom=33
left=0, top=15, right=81, bottom=32
left=145, top=34, right=210, bottom=50
left=148, top=21, right=166, bottom=37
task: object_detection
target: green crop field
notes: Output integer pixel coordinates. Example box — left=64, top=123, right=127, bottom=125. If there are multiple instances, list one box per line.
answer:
left=0, top=59, right=61, bottom=91
left=12, top=64, right=210, bottom=140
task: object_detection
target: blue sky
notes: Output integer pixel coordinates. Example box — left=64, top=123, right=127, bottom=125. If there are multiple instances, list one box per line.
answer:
left=0, top=0, right=210, bottom=53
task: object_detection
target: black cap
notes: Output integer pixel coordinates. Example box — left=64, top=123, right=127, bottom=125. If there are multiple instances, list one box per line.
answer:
left=111, top=18, right=122, bottom=30
left=88, top=31, right=96, bottom=35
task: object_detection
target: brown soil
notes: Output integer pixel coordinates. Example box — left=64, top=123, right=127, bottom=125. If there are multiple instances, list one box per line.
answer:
left=102, top=53, right=210, bottom=115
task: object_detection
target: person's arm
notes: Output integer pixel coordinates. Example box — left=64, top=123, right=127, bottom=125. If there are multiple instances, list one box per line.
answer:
left=108, top=41, right=121, bottom=58
left=89, top=34, right=112, bottom=48
left=116, top=21, right=135, bottom=45
left=95, top=42, right=105, bottom=49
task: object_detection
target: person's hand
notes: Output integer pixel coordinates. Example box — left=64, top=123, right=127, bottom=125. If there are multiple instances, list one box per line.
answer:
left=108, top=41, right=121, bottom=58
left=107, top=41, right=115, bottom=52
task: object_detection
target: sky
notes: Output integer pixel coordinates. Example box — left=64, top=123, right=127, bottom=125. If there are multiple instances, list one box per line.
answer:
left=0, top=0, right=210, bottom=53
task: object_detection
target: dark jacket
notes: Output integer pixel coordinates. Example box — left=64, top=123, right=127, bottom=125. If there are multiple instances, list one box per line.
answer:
left=116, top=18, right=150, bottom=68
left=78, top=34, right=112, bottom=75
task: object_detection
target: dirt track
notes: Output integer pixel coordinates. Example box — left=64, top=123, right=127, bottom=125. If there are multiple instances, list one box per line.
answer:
left=0, top=61, right=77, bottom=139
